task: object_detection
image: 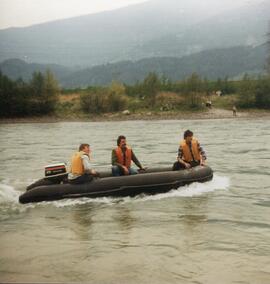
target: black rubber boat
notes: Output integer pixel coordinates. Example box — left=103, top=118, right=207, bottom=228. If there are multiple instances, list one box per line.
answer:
left=19, top=165, right=213, bottom=204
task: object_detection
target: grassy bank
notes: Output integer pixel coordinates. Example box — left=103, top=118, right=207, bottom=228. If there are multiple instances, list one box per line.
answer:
left=1, top=90, right=270, bottom=124
left=1, top=107, right=269, bottom=124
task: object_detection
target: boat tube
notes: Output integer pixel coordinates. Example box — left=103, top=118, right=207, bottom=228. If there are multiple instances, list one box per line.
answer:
left=19, top=165, right=213, bottom=204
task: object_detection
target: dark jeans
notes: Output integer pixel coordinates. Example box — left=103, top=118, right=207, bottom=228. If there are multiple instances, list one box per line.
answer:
left=68, top=173, right=94, bottom=184
left=112, top=165, right=138, bottom=176
left=172, top=161, right=200, bottom=171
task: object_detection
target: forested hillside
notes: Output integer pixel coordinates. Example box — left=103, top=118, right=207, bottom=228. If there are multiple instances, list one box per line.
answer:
left=0, top=44, right=266, bottom=88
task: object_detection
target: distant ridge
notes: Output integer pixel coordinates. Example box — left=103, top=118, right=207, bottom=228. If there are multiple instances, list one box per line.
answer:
left=0, top=58, right=74, bottom=81
left=0, top=44, right=266, bottom=88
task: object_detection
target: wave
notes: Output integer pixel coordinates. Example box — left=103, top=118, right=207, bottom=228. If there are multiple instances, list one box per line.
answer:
left=132, top=174, right=230, bottom=201
left=0, top=175, right=230, bottom=208
left=50, top=174, right=230, bottom=208
left=0, top=183, right=21, bottom=204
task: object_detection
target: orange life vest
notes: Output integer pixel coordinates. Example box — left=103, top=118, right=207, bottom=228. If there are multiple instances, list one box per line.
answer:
left=180, top=138, right=201, bottom=162
left=70, top=151, right=88, bottom=175
left=115, top=146, right=132, bottom=167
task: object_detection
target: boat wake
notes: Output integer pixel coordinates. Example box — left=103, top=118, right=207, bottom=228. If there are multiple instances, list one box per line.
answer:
left=51, top=174, right=230, bottom=207
left=137, top=174, right=230, bottom=201
left=0, top=183, right=21, bottom=204
left=0, top=175, right=230, bottom=209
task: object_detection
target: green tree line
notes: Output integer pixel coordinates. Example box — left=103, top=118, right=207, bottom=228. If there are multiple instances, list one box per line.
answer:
left=0, top=70, right=59, bottom=117
left=80, top=72, right=270, bottom=113
left=1, top=71, right=270, bottom=118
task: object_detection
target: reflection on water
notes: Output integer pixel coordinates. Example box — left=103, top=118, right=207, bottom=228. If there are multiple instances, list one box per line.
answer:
left=113, top=206, right=137, bottom=232
left=72, top=204, right=95, bottom=241
left=0, top=119, right=270, bottom=283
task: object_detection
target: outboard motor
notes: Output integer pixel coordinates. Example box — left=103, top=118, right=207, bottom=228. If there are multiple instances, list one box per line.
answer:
left=26, top=163, right=68, bottom=191
left=45, top=163, right=67, bottom=178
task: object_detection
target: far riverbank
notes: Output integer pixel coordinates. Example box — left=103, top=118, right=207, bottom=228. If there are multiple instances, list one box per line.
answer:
left=0, top=108, right=270, bottom=124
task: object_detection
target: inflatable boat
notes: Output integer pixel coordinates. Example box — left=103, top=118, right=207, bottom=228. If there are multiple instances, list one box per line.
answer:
left=19, top=165, right=213, bottom=204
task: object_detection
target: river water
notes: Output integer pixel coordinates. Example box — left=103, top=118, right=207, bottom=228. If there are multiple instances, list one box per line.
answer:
left=0, top=119, right=269, bottom=283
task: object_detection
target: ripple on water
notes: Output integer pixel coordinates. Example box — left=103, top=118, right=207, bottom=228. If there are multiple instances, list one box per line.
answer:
left=207, top=218, right=270, bottom=230
left=1, top=120, right=270, bottom=283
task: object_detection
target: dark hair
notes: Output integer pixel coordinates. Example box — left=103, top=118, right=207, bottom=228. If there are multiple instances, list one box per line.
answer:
left=117, top=135, right=126, bottom=146
left=79, top=143, right=90, bottom=151
left=184, top=130, right=193, bottom=139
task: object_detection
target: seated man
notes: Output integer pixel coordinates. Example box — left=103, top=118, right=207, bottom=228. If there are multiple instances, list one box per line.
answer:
left=68, top=143, right=99, bottom=184
left=111, top=135, right=144, bottom=176
left=173, top=130, right=207, bottom=170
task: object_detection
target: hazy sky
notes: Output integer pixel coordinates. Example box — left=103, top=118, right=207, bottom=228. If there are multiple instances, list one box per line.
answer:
left=0, top=0, right=148, bottom=29
left=0, top=0, right=261, bottom=30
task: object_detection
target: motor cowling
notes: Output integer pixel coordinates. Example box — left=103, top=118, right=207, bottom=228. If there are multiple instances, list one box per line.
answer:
left=45, top=163, right=67, bottom=177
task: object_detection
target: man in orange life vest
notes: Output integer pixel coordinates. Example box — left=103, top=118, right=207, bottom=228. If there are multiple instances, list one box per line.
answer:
left=111, top=135, right=145, bottom=176
left=173, top=130, right=207, bottom=170
left=68, top=143, right=99, bottom=184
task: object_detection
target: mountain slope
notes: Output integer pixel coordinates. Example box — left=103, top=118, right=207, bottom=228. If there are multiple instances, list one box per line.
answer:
left=60, top=44, right=267, bottom=87
left=0, top=58, right=75, bottom=82
left=1, top=44, right=266, bottom=88
left=135, top=0, right=270, bottom=57
left=0, top=0, right=268, bottom=66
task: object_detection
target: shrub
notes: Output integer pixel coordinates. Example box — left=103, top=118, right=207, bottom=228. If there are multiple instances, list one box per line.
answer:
left=236, top=74, right=256, bottom=108
left=255, top=77, right=270, bottom=109
left=80, top=84, right=128, bottom=114
left=155, top=92, right=184, bottom=110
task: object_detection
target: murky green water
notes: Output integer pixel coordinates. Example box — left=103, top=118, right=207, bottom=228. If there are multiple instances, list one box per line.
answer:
left=0, top=119, right=270, bottom=283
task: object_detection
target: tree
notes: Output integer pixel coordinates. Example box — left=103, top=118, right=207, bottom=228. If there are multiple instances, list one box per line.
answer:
left=0, top=72, right=34, bottom=117
left=202, top=77, right=211, bottom=95
left=80, top=83, right=128, bottom=114
left=29, top=70, right=59, bottom=114
left=141, top=72, right=161, bottom=104
left=267, top=22, right=270, bottom=74
left=255, top=77, right=270, bottom=109
left=80, top=89, right=109, bottom=114
left=30, top=71, right=45, bottom=98
left=109, top=81, right=125, bottom=97
left=220, top=76, right=236, bottom=95
left=0, top=71, right=15, bottom=117
left=107, top=81, right=127, bottom=112
left=43, top=70, right=60, bottom=112
left=184, top=73, right=203, bottom=109
left=237, top=74, right=256, bottom=108
left=160, top=75, right=173, bottom=92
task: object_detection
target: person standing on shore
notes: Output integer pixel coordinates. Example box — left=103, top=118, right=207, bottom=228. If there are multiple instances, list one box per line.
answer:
left=232, top=105, right=237, bottom=117
left=111, top=135, right=145, bottom=176
left=68, top=143, right=99, bottom=184
left=173, top=130, right=207, bottom=170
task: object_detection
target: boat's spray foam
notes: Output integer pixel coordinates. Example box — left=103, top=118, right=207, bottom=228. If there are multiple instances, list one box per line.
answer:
left=137, top=175, right=230, bottom=201
left=0, top=183, right=20, bottom=204
left=0, top=175, right=230, bottom=208
left=51, top=174, right=230, bottom=207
